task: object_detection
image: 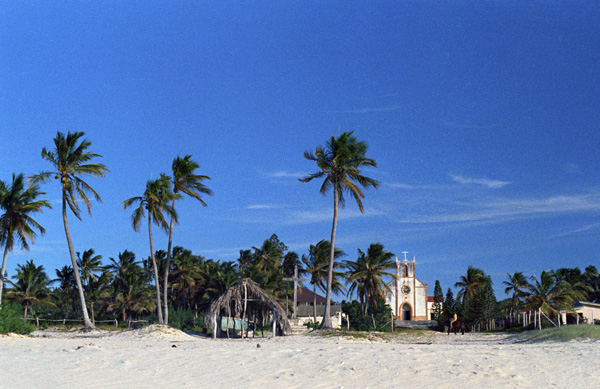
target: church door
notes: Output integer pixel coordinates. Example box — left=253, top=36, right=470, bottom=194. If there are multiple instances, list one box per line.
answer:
left=402, top=304, right=411, bottom=321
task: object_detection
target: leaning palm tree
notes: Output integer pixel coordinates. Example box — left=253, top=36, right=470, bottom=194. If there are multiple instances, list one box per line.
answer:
left=455, top=266, right=486, bottom=304
left=123, top=174, right=177, bottom=324
left=345, top=243, right=396, bottom=315
left=526, top=270, right=579, bottom=317
left=164, top=155, right=212, bottom=324
left=301, top=240, right=346, bottom=324
left=0, top=173, right=50, bottom=308
left=33, top=131, right=108, bottom=329
left=300, top=131, right=379, bottom=328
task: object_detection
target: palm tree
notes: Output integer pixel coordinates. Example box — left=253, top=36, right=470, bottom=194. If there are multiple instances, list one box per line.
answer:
left=33, top=131, right=108, bottom=329
left=6, top=259, right=55, bottom=317
left=301, top=240, right=346, bottom=324
left=526, top=270, right=579, bottom=317
left=0, top=173, right=50, bottom=308
left=345, top=243, right=396, bottom=315
left=164, top=155, right=212, bottom=324
left=123, top=174, right=177, bottom=324
left=53, top=265, right=76, bottom=318
left=503, top=271, right=530, bottom=315
left=300, top=131, right=379, bottom=328
left=455, top=266, right=486, bottom=303
left=76, top=248, right=103, bottom=288
left=105, top=250, right=154, bottom=322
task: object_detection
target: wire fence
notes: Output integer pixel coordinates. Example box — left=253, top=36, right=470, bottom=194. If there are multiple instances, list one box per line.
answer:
left=21, top=317, right=148, bottom=328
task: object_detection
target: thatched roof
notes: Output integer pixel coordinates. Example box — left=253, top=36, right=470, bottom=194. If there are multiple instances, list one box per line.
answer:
left=205, top=278, right=291, bottom=336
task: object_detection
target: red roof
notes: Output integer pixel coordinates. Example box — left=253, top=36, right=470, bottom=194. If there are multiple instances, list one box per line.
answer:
left=297, top=287, right=327, bottom=304
left=427, top=296, right=435, bottom=303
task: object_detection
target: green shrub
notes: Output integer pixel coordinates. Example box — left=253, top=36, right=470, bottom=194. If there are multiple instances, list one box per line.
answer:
left=0, top=303, right=36, bottom=335
left=341, top=297, right=393, bottom=332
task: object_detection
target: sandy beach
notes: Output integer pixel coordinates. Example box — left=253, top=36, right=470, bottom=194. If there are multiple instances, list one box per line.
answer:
left=1, top=326, right=598, bottom=388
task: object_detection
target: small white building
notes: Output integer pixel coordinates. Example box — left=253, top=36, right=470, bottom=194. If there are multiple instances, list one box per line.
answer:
left=385, top=255, right=434, bottom=321
left=560, top=301, right=600, bottom=324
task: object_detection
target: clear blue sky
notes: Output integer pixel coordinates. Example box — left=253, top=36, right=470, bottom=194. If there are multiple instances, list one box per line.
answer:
left=1, top=1, right=599, bottom=300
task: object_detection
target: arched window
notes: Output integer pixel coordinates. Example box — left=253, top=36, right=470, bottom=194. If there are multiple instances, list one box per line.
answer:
left=402, top=265, right=409, bottom=277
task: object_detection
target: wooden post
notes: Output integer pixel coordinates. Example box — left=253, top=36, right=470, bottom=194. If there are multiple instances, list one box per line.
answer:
left=115, top=319, right=118, bottom=328
left=242, top=283, right=248, bottom=339
left=213, top=317, right=217, bottom=339
left=272, top=310, right=277, bottom=337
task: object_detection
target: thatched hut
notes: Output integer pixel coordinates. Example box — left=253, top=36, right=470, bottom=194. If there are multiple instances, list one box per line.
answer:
left=205, top=278, right=291, bottom=338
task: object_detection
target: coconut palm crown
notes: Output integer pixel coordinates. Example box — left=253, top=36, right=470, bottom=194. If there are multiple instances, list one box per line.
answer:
left=0, top=173, right=51, bottom=308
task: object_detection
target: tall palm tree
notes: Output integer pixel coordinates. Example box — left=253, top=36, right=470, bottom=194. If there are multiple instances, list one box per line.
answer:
left=301, top=240, right=346, bottom=324
left=0, top=173, right=50, bottom=308
left=345, top=243, right=396, bottom=315
left=33, top=131, right=108, bottom=329
left=123, top=174, right=177, bottom=324
left=164, top=155, right=212, bottom=324
left=455, top=266, right=486, bottom=303
left=6, top=259, right=55, bottom=317
left=300, top=131, right=379, bottom=328
left=503, top=271, right=530, bottom=314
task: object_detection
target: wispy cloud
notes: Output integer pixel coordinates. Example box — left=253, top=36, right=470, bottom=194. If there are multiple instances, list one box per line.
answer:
left=246, top=203, right=289, bottom=210
left=264, top=171, right=305, bottom=179
left=396, top=193, right=600, bottom=224
left=326, top=105, right=402, bottom=114
left=450, top=174, right=510, bottom=189
left=385, top=182, right=448, bottom=190
left=549, top=222, right=600, bottom=238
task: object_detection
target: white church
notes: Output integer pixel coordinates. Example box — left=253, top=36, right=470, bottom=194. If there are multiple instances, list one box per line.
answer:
left=385, top=254, right=435, bottom=321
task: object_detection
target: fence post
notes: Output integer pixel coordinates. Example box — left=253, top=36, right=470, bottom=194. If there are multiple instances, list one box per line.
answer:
left=36, top=318, right=39, bottom=326
left=115, top=319, right=118, bottom=328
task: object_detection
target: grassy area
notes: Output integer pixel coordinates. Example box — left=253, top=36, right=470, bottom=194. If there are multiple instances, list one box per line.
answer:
left=516, top=325, right=600, bottom=342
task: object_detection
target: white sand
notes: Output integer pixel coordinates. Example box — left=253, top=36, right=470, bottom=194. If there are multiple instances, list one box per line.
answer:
left=1, top=326, right=598, bottom=388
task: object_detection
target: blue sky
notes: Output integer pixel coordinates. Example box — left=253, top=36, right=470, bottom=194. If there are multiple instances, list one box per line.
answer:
left=1, top=1, right=599, bottom=300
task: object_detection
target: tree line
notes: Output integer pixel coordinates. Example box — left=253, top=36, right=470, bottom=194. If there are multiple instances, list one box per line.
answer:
left=1, top=130, right=384, bottom=331
left=432, top=265, right=600, bottom=330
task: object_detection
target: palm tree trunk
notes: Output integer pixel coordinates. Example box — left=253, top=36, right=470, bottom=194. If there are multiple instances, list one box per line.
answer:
left=62, top=197, right=94, bottom=329
left=0, top=244, right=9, bottom=308
left=148, top=217, right=164, bottom=324
left=163, top=198, right=176, bottom=325
left=320, top=185, right=338, bottom=329
left=313, top=284, right=317, bottom=325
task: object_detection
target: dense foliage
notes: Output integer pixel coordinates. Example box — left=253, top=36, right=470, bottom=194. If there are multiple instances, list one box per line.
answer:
left=341, top=296, right=393, bottom=332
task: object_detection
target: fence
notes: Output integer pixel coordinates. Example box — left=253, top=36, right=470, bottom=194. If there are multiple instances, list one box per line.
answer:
left=22, top=318, right=148, bottom=328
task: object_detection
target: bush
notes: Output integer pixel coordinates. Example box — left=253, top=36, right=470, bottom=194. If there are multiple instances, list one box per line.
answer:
left=341, top=297, right=393, bottom=332
left=168, top=308, right=205, bottom=332
left=0, top=303, right=36, bottom=335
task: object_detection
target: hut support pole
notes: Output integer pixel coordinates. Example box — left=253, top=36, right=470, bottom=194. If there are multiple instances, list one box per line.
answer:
left=242, top=283, right=248, bottom=339
left=272, top=310, right=277, bottom=337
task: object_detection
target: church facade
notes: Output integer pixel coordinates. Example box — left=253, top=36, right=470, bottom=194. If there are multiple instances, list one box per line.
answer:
left=385, top=256, right=433, bottom=321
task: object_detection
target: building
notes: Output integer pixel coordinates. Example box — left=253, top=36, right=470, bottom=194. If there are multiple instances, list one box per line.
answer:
left=385, top=255, right=435, bottom=321
left=293, top=287, right=345, bottom=328
left=560, top=301, right=600, bottom=325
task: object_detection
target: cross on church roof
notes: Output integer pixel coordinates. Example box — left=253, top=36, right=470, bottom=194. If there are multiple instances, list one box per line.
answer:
left=402, top=251, right=408, bottom=261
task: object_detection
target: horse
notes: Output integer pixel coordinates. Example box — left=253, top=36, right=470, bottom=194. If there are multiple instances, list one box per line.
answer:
left=446, top=314, right=470, bottom=335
